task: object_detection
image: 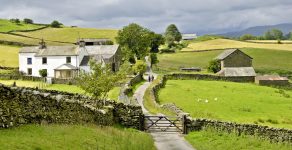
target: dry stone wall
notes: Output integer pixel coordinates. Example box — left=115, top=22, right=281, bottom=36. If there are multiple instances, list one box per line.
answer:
left=0, top=84, right=143, bottom=129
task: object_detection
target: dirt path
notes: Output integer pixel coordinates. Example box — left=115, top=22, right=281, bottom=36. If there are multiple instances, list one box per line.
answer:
left=133, top=57, right=195, bottom=150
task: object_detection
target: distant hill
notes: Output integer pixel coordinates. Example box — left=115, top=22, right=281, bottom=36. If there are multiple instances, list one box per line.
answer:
left=0, top=19, right=46, bottom=33
left=220, top=23, right=292, bottom=37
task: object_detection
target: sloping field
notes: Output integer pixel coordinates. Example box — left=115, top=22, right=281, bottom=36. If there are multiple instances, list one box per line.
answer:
left=159, top=80, right=292, bottom=129
left=157, top=48, right=292, bottom=73
left=0, top=45, right=19, bottom=67
left=15, top=27, right=118, bottom=43
left=0, top=19, right=45, bottom=32
left=182, top=39, right=292, bottom=51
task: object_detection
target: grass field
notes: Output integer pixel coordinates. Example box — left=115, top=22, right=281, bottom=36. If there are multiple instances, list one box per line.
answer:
left=157, top=48, right=292, bottom=74
left=0, top=19, right=45, bottom=32
left=247, top=40, right=292, bottom=44
left=0, top=79, right=121, bottom=101
left=0, top=124, right=155, bottom=150
left=182, top=39, right=292, bottom=52
left=185, top=129, right=292, bottom=150
left=14, top=27, right=118, bottom=44
left=159, top=80, right=292, bottom=129
left=0, top=45, right=19, bottom=67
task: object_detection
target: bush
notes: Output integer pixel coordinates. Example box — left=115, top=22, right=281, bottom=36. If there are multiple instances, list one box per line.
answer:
left=132, top=60, right=147, bottom=75
left=23, top=18, right=33, bottom=24
left=39, top=69, right=47, bottom=77
left=150, top=53, right=159, bottom=67
left=50, top=20, right=62, bottom=28
left=207, top=59, right=221, bottom=73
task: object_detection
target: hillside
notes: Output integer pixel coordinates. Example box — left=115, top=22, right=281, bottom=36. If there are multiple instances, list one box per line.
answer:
left=221, top=23, right=292, bottom=37
left=0, top=19, right=46, bottom=33
left=182, top=39, right=292, bottom=52
left=14, top=27, right=118, bottom=44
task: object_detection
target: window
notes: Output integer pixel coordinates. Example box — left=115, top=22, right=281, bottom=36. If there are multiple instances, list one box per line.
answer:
left=66, top=57, right=71, bottom=63
left=27, top=58, right=32, bottom=64
left=27, top=68, right=32, bottom=75
left=42, top=57, right=47, bottom=64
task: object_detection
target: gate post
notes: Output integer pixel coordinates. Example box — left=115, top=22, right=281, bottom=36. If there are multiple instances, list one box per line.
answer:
left=182, top=114, right=189, bottom=134
left=139, top=114, right=145, bottom=131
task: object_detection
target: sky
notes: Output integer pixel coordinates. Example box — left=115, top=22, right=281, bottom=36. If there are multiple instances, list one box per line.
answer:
left=0, top=0, right=292, bottom=35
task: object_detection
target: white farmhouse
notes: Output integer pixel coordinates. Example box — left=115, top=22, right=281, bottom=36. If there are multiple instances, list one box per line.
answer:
left=19, top=40, right=121, bottom=79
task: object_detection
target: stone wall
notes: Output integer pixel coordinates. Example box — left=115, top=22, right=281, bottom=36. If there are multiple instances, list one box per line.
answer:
left=0, top=84, right=143, bottom=130
left=186, top=118, right=292, bottom=143
left=165, top=73, right=255, bottom=82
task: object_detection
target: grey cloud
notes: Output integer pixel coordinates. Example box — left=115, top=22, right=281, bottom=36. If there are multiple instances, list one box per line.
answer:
left=0, top=0, right=292, bottom=34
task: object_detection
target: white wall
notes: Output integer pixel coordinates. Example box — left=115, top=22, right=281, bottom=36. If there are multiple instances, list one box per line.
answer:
left=19, top=53, right=36, bottom=75
left=19, top=53, right=79, bottom=78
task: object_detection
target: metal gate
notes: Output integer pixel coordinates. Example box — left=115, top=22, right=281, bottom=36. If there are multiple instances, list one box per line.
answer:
left=144, top=115, right=186, bottom=133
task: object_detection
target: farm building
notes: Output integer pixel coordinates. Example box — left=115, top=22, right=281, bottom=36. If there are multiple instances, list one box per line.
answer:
left=182, top=34, right=197, bottom=40
left=19, top=39, right=121, bottom=79
left=76, top=38, right=112, bottom=46
left=216, top=49, right=256, bottom=78
left=255, top=75, right=289, bottom=86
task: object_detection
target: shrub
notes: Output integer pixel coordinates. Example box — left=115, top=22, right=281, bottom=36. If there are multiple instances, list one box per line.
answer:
left=39, top=69, right=47, bottom=77
left=150, top=53, right=159, bottom=67
left=132, top=60, right=147, bottom=75
left=207, top=59, right=221, bottom=73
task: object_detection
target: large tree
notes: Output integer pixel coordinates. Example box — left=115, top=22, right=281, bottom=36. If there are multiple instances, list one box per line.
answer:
left=116, top=23, right=152, bottom=60
left=149, top=32, right=165, bottom=53
left=165, top=24, right=182, bottom=47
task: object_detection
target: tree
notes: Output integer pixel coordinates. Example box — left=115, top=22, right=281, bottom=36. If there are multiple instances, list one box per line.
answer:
left=14, top=19, right=20, bottom=24
left=149, top=32, right=165, bottom=53
left=116, top=23, right=152, bottom=60
left=77, top=60, right=129, bottom=106
left=207, top=59, right=221, bottom=73
left=132, top=60, right=147, bottom=75
left=165, top=24, right=182, bottom=47
left=264, top=29, right=283, bottom=40
left=23, top=18, right=33, bottom=24
left=150, top=53, right=159, bottom=67
left=50, top=20, right=62, bottom=28
left=39, top=69, right=47, bottom=77
left=240, top=34, right=256, bottom=41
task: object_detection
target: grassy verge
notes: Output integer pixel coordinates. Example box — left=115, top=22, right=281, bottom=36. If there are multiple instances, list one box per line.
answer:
left=185, top=129, right=292, bottom=150
left=159, top=80, right=292, bottom=129
left=143, top=77, right=176, bottom=116
left=0, top=124, right=155, bottom=150
left=0, top=79, right=120, bottom=101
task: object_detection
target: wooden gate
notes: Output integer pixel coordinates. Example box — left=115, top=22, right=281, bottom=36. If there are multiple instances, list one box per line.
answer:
left=144, top=115, right=186, bottom=133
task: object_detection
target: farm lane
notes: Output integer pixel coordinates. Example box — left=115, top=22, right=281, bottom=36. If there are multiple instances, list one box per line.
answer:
left=133, top=56, right=195, bottom=150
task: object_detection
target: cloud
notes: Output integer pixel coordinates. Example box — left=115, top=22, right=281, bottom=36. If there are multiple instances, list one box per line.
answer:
left=0, top=0, right=291, bottom=34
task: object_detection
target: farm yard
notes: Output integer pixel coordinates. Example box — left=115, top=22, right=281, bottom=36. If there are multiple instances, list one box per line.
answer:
left=159, top=80, right=292, bottom=129
left=0, top=124, right=155, bottom=150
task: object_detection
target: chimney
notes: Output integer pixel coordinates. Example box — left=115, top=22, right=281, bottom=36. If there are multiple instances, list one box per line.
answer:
left=39, top=39, right=46, bottom=49
left=78, top=39, right=86, bottom=47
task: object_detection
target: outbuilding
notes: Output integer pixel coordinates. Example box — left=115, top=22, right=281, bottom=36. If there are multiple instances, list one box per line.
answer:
left=255, top=75, right=289, bottom=86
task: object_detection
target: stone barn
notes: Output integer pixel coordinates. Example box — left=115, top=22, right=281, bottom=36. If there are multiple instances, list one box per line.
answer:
left=215, top=49, right=256, bottom=80
left=255, top=75, right=289, bottom=86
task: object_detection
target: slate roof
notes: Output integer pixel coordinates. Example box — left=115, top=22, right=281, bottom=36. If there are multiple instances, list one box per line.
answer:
left=77, top=38, right=111, bottom=43
left=216, top=49, right=252, bottom=60
left=55, top=64, right=78, bottom=70
left=182, top=34, right=197, bottom=40
left=217, top=67, right=256, bottom=77
left=20, top=46, right=78, bottom=56
left=85, top=45, right=119, bottom=55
